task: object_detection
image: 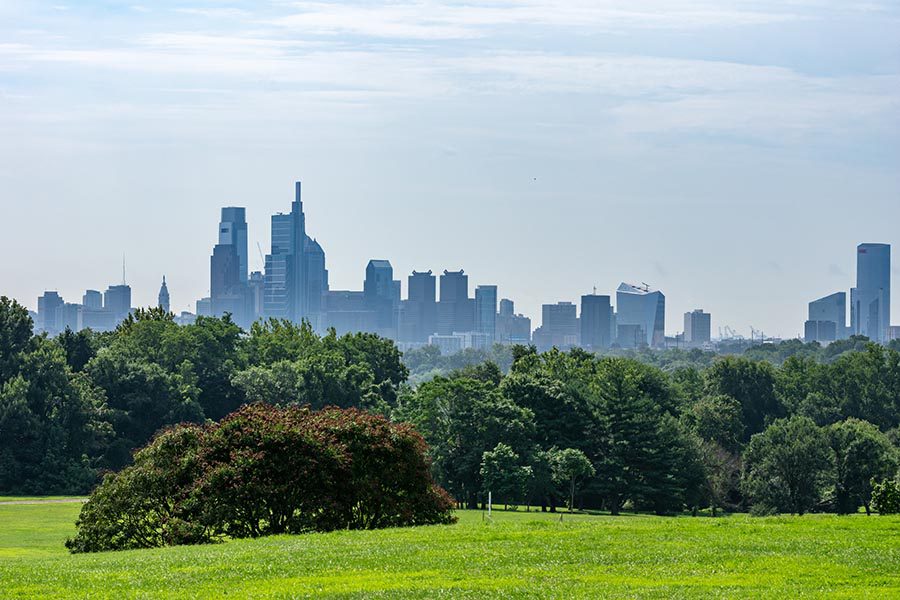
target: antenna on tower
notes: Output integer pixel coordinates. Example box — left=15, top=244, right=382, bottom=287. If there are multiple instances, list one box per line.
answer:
left=122, top=254, right=126, bottom=285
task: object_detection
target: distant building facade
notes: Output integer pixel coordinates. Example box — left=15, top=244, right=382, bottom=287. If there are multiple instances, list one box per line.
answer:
left=851, top=243, right=890, bottom=342
left=615, top=283, right=665, bottom=348
left=580, top=294, right=612, bottom=350
left=683, top=309, right=711, bottom=345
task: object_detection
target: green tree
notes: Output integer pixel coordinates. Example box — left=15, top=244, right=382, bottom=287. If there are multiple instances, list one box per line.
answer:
left=680, top=394, right=744, bottom=453
left=828, top=418, right=898, bottom=515
left=871, top=479, right=900, bottom=514
left=480, top=442, right=532, bottom=509
left=0, top=296, right=33, bottom=384
left=742, top=416, right=832, bottom=515
left=548, top=447, right=595, bottom=512
left=706, top=357, right=782, bottom=440
left=395, top=376, right=534, bottom=508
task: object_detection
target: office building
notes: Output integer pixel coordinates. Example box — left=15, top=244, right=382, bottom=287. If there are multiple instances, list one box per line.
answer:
left=805, top=292, right=845, bottom=343
left=580, top=294, right=612, bottom=350
left=37, top=291, right=64, bottom=335
left=496, top=298, right=532, bottom=345
left=158, top=276, right=170, bottom=313
left=263, top=181, right=330, bottom=327
left=683, top=309, right=712, bottom=345
left=402, top=270, right=437, bottom=343
left=437, top=270, right=473, bottom=334
left=474, top=285, right=498, bottom=343
left=104, top=284, right=132, bottom=324
left=82, top=290, right=103, bottom=310
left=616, top=283, right=665, bottom=347
left=533, top=302, right=578, bottom=351
left=248, top=271, right=265, bottom=322
left=323, top=290, right=373, bottom=335
left=851, top=243, right=891, bottom=342
left=218, top=207, right=249, bottom=283
left=363, top=260, right=398, bottom=337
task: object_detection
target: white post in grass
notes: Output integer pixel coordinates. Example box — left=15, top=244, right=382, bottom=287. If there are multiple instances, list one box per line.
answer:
left=488, top=491, right=492, bottom=517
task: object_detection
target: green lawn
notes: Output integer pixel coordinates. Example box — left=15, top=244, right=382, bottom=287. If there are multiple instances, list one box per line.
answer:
left=1, top=501, right=899, bottom=598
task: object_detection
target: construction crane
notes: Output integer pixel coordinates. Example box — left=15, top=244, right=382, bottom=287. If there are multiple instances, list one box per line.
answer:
left=257, top=242, right=265, bottom=269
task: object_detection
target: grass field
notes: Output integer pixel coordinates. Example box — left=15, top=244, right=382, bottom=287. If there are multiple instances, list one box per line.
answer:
left=1, top=501, right=899, bottom=598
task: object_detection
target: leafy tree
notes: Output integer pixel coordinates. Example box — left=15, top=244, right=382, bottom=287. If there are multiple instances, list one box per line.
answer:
left=828, top=418, right=898, bottom=515
left=548, top=447, right=595, bottom=512
left=697, top=440, right=741, bottom=516
left=480, top=442, right=532, bottom=509
left=742, top=416, right=832, bottom=515
left=705, top=357, right=782, bottom=440
left=395, top=376, right=534, bottom=508
left=56, top=328, right=97, bottom=373
left=871, top=479, right=900, bottom=514
left=0, top=296, right=33, bottom=384
left=680, top=394, right=744, bottom=453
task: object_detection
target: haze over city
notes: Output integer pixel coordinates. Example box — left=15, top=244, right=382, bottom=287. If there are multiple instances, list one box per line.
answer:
left=1, top=1, right=898, bottom=338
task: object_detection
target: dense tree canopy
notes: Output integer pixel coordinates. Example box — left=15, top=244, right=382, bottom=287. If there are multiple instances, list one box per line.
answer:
left=1, top=294, right=899, bottom=517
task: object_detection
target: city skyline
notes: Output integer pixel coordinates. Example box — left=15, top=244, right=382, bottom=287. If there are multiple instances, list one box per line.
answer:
left=1, top=2, right=898, bottom=337
left=17, top=180, right=895, bottom=344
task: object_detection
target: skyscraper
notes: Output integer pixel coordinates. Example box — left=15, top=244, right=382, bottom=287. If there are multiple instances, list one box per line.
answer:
left=218, top=207, right=248, bottom=283
left=683, top=309, right=712, bottom=345
left=403, top=270, right=437, bottom=342
left=437, top=270, right=472, bottom=334
left=616, top=283, right=665, bottom=347
left=263, top=181, right=326, bottom=326
left=104, top=284, right=132, bottom=324
left=474, top=285, right=498, bottom=343
left=158, top=276, right=170, bottom=313
left=533, top=301, right=578, bottom=351
left=580, top=294, right=612, bottom=350
left=82, top=290, right=103, bottom=310
left=805, top=292, right=845, bottom=343
left=496, top=298, right=531, bottom=345
left=364, top=260, right=397, bottom=336
left=37, top=291, right=64, bottom=334
left=851, top=243, right=891, bottom=342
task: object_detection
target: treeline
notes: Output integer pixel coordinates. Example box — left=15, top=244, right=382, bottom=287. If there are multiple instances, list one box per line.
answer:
left=0, top=298, right=406, bottom=494
left=399, top=346, right=900, bottom=515
left=1, top=295, right=899, bottom=516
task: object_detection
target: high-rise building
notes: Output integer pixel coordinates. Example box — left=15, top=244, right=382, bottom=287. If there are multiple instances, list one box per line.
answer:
left=104, top=284, right=132, bottom=324
left=580, top=294, right=612, bottom=350
left=158, top=276, right=170, bottom=313
left=263, top=182, right=327, bottom=327
left=683, top=309, right=711, bottom=345
left=496, top=298, right=531, bottom=345
left=304, top=237, right=329, bottom=331
left=218, top=207, right=249, bottom=283
left=437, top=270, right=473, bottom=334
left=615, top=283, right=665, bottom=347
left=37, top=291, right=64, bottom=334
left=364, top=260, right=397, bottom=337
left=210, top=242, right=248, bottom=325
left=403, top=270, right=437, bottom=342
left=82, top=290, right=103, bottom=310
left=533, top=301, right=578, bottom=351
left=805, top=292, right=845, bottom=343
left=248, top=271, right=265, bottom=322
left=474, top=285, right=498, bottom=343
left=851, top=243, right=891, bottom=342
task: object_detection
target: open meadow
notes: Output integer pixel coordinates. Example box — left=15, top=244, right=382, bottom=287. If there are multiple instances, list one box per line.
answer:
left=1, top=500, right=899, bottom=598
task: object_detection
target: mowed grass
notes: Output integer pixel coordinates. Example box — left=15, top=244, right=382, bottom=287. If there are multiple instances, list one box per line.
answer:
left=1, top=502, right=899, bottom=598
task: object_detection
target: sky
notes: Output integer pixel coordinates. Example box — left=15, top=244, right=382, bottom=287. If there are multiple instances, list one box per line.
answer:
left=0, top=0, right=898, bottom=339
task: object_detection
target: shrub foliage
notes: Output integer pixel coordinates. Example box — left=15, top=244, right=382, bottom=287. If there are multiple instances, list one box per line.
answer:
left=66, top=403, right=455, bottom=553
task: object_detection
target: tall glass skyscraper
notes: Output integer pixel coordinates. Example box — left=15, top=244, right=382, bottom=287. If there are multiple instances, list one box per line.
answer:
left=474, top=285, right=498, bottom=342
left=616, top=283, right=665, bottom=347
left=263, top=181, right=328, bottom=326
left=580, top=294, right=612, bottom=349
left=218, top=207, right=248, bottom=283
left=852, top=243, right=891, bottom=342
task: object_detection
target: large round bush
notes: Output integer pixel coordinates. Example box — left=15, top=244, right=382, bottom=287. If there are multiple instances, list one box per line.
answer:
left=66, top=404, right=455, bottom=553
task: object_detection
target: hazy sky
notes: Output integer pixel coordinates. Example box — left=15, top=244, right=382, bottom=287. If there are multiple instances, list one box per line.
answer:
left=1, top=0, right=898, bottom=338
